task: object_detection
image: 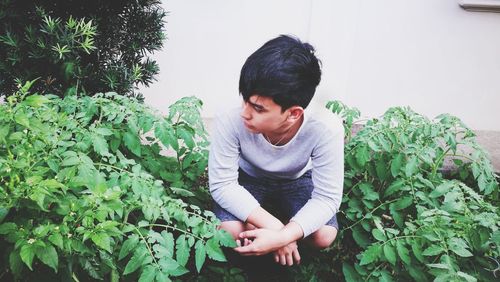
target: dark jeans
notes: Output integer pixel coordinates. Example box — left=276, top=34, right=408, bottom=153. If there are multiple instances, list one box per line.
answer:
left=212, top=169, right=339, bottom=231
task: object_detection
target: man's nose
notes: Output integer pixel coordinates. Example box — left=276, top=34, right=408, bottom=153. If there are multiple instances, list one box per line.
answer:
left=240, top=102, right=251, bottom=120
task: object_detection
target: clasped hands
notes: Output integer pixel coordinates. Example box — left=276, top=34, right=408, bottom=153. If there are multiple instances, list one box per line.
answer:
left=233, top=228, right=301, bottom=266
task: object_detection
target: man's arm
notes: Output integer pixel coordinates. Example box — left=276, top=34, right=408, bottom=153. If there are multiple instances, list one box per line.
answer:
left=234, top=220, right=303, bottom=255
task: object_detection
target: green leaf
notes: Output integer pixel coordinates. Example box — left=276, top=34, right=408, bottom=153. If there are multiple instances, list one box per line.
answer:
left=138, top=265, right=156, bottom=282
left=123, top=247, right=148, bottom=275
left=9, top=251, right=23, bottom=277
left=405, top=156, right=418, bottom=177
left=92, top=134, right=109, bottom=156
left=448, top=237, right=473, bottom=257
left=355, top=145, right=369, bottom=167
left=372, top=229, right=386, bottom=241
left=379, top=270, right=394, bottom=282
left=194, top=240, right=206, bottom=273
left=426, top=263, right=449, bottom=269
left=48, top=233, right=64, bottom=249
left=14, top=111, right=30, bottom=128
left=383, top=179, right=405, bottom=198
left=408, top=265, right=428, bottom=282
left=175, top=235, right=190, bottom=266
left=123, top=131, right=141, bottom=156
left=170, top=265, right=189, bottom=277
left=411, top=242, right=425, bottom=263
left=383, top=244, right=397, bottom=265
left=119, top=234, right=139, bottom=260
left=359, top=183, right=379, bottom=201
left=390, top=153, right=404, bottom=177
left=170, top=187, right=195, bottom=197
left=35, top=245, right=58, bottom=272
left=61, top=156, right=80, bottom=167
left=216, top=230, right=237, bottom=248
left=20, top=244, right=35, bottom=270
left=155, top=272, right=171, bottom=282
left=429, top=182, right=454, bottom=198
left=375, top=158, right=388, bottom=181
left=155, top=123, right=177, bottom=149
left=24, top=95, right=50, bottom=107
left=91, top=232, right=112, bottom=253
left=95, top=127, right=114, bottom=136
left=0, top=222, right=17, bottom=234
left=422, top=244, right=444, bottom=256
left=396, top=240, right=411, bottom=265
left=359, top=244, right=381, bottom=265
left=178, top=127, right=195, bottom=149
left=342, top=263, right=361, bottom=282
left=456, top=271, right=477, bottom=282
left=161, top=231, right=175, bottom=257
left=392, top=196, right=413, bottom=210
left=206, top=238, right=226, bottom=262
left=0, top=125, right=10, bottom=144
left=352, top=226, right=370, bottom=248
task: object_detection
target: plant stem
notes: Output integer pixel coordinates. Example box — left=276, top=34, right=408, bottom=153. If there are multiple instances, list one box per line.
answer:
left=147, top=223, right=205, bottom=241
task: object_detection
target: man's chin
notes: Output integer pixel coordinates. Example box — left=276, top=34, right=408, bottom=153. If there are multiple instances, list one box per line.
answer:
left=245, top=127, right=260, bottom=134
left=243, top=125, right=260, bottom=134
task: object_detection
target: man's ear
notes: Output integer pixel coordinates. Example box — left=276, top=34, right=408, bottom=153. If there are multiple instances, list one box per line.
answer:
left=287, top=106, right=304, bottom=121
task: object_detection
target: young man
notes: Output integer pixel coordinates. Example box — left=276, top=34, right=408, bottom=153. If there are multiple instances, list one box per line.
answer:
left=208, top=35, right=344, bottom=266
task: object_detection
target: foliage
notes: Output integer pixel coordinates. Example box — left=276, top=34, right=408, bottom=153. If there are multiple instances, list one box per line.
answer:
left=325, top=102, right=499, bottom=281
left=0, top=0, right=166, bottom=98
left=0, top=81, right=236, bottom=281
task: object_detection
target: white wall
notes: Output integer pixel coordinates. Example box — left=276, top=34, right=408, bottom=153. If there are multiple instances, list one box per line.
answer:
left=140, top=0, right=500, bottom=131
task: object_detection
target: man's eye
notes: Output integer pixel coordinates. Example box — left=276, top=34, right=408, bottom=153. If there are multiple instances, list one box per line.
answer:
left=253, top=107, right=263, bottom=112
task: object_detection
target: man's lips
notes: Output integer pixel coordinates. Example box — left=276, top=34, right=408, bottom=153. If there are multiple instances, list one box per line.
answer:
left=243, top=120, right=253, bottom=129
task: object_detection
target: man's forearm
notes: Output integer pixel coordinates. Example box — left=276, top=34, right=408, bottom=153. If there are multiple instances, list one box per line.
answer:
left=245, top=207, right=305, bottom=247
left=246, top=206, right=284, bottom=230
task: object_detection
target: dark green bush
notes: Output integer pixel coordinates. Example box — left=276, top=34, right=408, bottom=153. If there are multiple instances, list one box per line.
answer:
left=0, top=0, right=166, bottom=98
left=0, top=81, right=235, bottom=281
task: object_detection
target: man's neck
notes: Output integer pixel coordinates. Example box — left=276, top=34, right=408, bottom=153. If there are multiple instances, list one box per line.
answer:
left=265, top=115, right=304, bottom=146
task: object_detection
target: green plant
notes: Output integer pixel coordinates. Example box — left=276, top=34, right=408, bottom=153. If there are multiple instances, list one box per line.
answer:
left=330, top=103, right=500, bottom=281
left=0, top=81, right=235, bottom=281
left=0, top=0, right=165, bottom=98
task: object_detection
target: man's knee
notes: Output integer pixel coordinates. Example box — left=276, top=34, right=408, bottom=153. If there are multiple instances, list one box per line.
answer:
left=309, top=226, right=338, bottom=249
left=219, top=221, right=245, bottom=239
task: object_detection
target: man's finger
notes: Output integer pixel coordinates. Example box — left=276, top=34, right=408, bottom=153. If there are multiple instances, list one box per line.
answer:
left=239, top=230, right=257, bottom=239
left=274, top=254, right=279, bottom=263
left=286, top=253, right=293, bottom=266
left=234, top=245, right=250, bottom=253
left=293, top=249, right=301, bottom=264
left=280, top=254, right=287, bottom=265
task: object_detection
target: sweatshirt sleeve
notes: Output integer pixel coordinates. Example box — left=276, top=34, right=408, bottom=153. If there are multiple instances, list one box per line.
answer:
left=208, top=113, right=260, bottom=222
left=290, top=121, right=344, bottom=237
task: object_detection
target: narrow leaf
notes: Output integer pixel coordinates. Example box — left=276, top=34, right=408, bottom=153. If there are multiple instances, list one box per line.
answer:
left=194, top=240, right=206, bottom=273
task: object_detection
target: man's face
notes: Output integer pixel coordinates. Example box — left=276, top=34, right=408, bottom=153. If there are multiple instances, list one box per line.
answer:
left=240, top=95, right=289, bottom=134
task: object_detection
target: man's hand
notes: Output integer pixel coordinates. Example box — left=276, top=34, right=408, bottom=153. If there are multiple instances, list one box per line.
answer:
left=234, top=228, right=287, bottom=256
left=274, top=241, right=301, bottom=266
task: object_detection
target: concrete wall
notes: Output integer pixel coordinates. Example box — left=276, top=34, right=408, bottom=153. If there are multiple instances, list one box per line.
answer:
left=140, top=0, right=500, bottom=131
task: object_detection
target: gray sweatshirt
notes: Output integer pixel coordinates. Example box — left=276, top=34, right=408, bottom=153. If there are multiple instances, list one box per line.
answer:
left=208, top=102, right=344, bottom=237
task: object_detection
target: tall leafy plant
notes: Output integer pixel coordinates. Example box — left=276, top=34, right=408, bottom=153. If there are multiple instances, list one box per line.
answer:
left=0, top=82, right=235, bottom=281
left=0, top=0, right=166, bottom=98
left=337, top=102, right=499, bottom=281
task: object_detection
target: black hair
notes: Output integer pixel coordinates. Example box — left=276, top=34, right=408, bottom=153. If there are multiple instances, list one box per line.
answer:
left=239, top=35, right=322, bottom=111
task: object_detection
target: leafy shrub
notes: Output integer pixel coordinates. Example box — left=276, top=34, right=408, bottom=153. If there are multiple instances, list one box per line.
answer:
left=0, top=0, right=165, bottom=98
left=292, top=101, right=499, bottom=281
left=0, top=81, right=235, bottom=281
left=337, top=101, right=500, bottom=281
